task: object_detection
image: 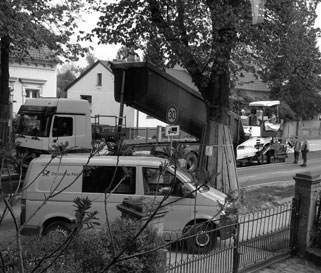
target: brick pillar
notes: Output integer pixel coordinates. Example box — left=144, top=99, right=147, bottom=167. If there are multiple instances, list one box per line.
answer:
left=293, top=171, right=321, bottom=256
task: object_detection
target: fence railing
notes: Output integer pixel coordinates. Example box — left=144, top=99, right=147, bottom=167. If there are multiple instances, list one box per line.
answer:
left=164, top=201, right=296, bottom=273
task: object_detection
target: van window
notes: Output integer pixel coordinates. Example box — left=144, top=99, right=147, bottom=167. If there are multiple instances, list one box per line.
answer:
left=82, top=166, right=135, bottom=194
left=143, top=167, right=183, bottom=196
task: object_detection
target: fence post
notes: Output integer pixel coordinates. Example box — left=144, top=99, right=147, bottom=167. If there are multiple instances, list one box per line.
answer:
left=293, top=171, right=321, bottom=256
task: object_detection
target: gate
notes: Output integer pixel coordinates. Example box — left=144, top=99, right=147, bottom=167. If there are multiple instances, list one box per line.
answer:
left=165, top=199, right=299, bottom=273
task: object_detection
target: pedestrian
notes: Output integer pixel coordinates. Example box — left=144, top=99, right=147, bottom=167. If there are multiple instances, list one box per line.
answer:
left=300, top=138, right=309, bottom=167
left=292, top=136, right=301, bottom=164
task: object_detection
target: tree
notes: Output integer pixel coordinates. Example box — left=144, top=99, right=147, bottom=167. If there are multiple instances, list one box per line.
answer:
left=143, top=36, right=166, bottom=68
left=254, top=0, right=321, bottom=129
left=57, top=64, right=79, bottom=98
left=57, top=51, right=98, bottom=98
left=88, top=0, right=258, bottom=196
left=116, top=46, right=140, bottom=62
left=0, top=0, right=89, bottom=144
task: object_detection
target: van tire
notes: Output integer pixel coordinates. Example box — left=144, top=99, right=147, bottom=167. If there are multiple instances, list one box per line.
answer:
left=185, top=223, right=217, bottom=254
left=43, top=221, right=70, bottom=237
left=184, top=152, right=198, bottom=173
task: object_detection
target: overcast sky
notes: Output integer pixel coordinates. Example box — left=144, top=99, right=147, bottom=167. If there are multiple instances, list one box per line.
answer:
left=76, top=3, right=321, bottom=66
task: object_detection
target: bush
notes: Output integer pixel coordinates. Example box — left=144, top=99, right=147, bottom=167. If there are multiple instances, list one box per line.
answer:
left=1, top=218, right=166, bottom=273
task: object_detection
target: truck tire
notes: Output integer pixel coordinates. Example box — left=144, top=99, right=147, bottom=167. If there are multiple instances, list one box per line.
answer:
left=184, top=152, right=198, bottom=173
left=185, top=223, right=217, bottom=254
left=43, top=221, right=70, bottom=237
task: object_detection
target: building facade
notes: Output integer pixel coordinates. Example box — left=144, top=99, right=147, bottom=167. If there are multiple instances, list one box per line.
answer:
left=66, top=60, right=167, bottom=128
left=9, top=48, right=57, bottom=117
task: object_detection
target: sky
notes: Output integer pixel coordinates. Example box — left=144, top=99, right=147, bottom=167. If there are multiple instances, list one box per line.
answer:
left=75, top=3, right=321, bottom=67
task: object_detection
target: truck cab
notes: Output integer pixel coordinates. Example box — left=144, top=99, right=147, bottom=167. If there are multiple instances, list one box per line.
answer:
left=15, top=98, right=92, bottom=164
left=240, top=100, right=281, bottom=138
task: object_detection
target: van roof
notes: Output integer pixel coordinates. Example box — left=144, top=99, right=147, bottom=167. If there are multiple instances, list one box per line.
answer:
left=33, top=154, right=168, bottom=166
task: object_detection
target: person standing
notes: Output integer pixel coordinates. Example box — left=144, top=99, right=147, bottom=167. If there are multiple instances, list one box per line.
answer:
left=300, top=139, right=309, bottom=167
left=292, top=136, right=301, bottom=164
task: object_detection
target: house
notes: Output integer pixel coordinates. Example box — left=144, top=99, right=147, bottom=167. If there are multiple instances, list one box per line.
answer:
left=66, top=60, right=167, bottom=128
left=9, top=47, right=58, bottom=116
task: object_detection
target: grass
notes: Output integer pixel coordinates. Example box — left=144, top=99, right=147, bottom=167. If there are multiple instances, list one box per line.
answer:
left=239, top=183, right=295, bottom=214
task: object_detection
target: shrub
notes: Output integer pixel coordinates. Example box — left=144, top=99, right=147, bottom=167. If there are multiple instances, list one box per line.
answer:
left=1, top=218, right=166, bottom=273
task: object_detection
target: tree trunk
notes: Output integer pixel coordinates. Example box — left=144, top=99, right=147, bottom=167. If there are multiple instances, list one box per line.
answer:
left=0, top=36, right=11, bottom=144
left=200, top=52, right=239, bottom=198
left=203, top=121, right=239, bottom=198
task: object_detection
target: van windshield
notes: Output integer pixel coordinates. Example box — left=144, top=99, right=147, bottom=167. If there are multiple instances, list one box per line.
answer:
left=170, top=167, right=210, bottom=193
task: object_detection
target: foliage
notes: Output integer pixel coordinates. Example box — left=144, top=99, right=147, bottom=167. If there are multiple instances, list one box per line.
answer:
left=57, top=51, right=98, bottom=97
left=2, top=218, right=165, bottom=273
left=0, top=0, right=89, bottom=61
left=252, top=0, right=321, bottom=120
left=116, top=46, right=140, bottom=62
left=57, top=64, right=79, bottom=97
left=87, top=0, right=255, bottom=120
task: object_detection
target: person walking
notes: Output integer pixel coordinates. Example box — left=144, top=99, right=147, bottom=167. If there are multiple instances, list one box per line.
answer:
left=300, top=138, right=309, bottom=167
left=292, top=136, right=301, bottom=164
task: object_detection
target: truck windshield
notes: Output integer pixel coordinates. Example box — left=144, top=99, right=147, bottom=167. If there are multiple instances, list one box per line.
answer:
left=16, top=113, right=50, bottom=137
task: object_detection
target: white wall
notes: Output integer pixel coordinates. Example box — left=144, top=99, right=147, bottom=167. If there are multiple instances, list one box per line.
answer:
left=135, top=110, right=167, bottom=128
left=67, top=62, right=168, bottom=128
left=10, top=61, right=57, bottom=116
left=67, top=62, right=136, bottom=127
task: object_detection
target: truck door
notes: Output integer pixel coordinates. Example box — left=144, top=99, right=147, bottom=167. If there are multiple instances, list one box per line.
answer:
left=49, top=115, right=76, bottom=150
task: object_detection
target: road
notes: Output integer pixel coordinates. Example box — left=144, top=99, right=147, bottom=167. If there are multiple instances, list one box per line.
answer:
left=237, top=150, right=321, bottom=187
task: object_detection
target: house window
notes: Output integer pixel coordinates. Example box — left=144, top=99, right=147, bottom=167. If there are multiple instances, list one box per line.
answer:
left=25, top=89, right=40, bottom=98
left=97, top=73, right=102, bottom=86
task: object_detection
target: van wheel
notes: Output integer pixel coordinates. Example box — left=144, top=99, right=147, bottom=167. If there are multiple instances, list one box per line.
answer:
left=185, top=223, right=217, bottom=254
left=185, top=152, right=198, bottom=173
left=43, top=221, right=70, bottom=237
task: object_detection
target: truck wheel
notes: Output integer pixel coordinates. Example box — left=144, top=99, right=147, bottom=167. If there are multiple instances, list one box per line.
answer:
left=185, top=223, right=217, bottom=254
left=185, top=152, right=198, bottom=173
left=43, top=221, right=70, bottom=237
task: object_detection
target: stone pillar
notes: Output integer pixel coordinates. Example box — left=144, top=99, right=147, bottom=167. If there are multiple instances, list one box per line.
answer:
left=293, top=171, right=321, bottom=256
left=116, top=197, right=169, bottom=234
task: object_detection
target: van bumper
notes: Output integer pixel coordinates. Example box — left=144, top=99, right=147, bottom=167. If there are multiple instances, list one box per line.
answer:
left=20, top=225, right=41, bottom=236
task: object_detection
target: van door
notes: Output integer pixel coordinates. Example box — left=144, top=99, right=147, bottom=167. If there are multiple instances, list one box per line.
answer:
left=81, top=165, right=137, bottom=224
left=142, top=167, right=193, bottom=232
left=49, top=115, right=76, bottom=150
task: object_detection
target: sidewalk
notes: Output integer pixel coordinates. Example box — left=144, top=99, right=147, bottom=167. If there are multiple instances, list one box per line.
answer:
left=257, top=257, right=321, bottom=273
left=288, top=138, right=321, bottom=152
left=305, top=139, right=321, bottom=152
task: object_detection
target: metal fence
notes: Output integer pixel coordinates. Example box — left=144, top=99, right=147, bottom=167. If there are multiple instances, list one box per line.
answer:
left=165, top=201, right=297, bottom=273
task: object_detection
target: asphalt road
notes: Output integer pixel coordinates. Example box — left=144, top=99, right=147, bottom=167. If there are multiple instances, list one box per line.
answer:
left=237, top=150, right=321, bottom=187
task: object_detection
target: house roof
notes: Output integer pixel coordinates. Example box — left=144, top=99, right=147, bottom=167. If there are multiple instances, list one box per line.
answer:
left=165, top=68, right=198, bottom=91
left=65, top=60, right=112, bottom=91
left=166, top=67, right=269, bottom=93
left=234, top=71, right=269, bottom=92
left=9, top=47, right=58, bottom=64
